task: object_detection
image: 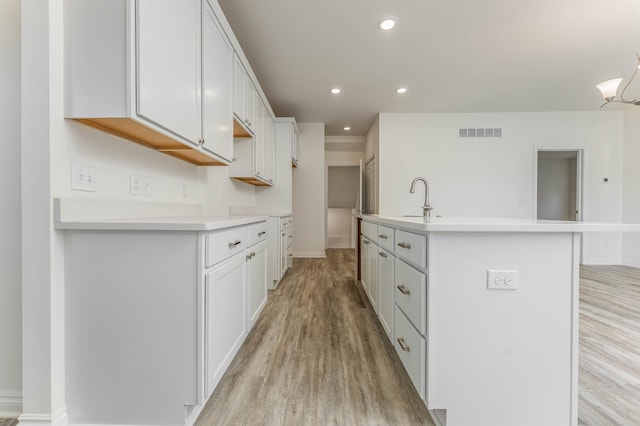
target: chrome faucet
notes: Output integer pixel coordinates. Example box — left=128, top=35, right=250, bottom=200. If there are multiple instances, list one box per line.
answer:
left=410, top=177, right=433, bottom=218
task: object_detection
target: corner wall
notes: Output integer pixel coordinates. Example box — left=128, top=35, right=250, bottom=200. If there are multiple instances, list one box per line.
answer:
left=0, top=0, right=23, bottom=417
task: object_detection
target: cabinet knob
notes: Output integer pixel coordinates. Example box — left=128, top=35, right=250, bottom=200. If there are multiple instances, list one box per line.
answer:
left=198, top=138, right=205, bottom=146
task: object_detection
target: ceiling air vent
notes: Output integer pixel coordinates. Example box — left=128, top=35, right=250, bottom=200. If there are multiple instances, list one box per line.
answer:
left=458, top=128, right=502, bottom=138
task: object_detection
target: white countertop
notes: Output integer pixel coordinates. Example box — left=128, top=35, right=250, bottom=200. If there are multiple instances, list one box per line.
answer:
left=54, top=215, right=269, bottom=231
left=362, top=214, right=640, bottom=233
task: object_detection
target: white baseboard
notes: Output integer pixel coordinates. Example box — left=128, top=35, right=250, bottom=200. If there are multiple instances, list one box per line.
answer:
left=623, top=259, right=640, bottom=268
left=293, top=251, right=326, bottom=258
left=581, top=258, right=622, bottom=266
left=0, top=392, right=22, bottom=418
left=18, top=406, right=67, bottom=426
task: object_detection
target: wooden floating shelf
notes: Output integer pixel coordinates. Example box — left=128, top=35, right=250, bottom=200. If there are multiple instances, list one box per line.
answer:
left=73, top=117, right=228, bottom=166
left=233, top=119, right=253, bottom=138
left=231, top=176, right=271, bottom=187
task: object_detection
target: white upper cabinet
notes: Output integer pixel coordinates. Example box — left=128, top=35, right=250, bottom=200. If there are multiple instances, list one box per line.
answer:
left=136, top=0, right=199, bottom=145
left=65, top=0, right=237, bottom=166
left=201, top=1, right=234, bottom=163
left=233, top=53, right=256, bottom=135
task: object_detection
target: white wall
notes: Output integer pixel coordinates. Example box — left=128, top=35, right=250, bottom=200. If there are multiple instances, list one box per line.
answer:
left=327, top=208, right=354, bottom=248
left=0, top=0, right=23, bottom=416
left=377, top=112, right=625, bottom=264
left=623, top=110, right=640, bottom=267
left=292, top=123, right=326, bottom=257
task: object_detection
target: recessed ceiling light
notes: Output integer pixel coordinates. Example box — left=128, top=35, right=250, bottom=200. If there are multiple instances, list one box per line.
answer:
left=344, top=126, right=351, bottom=131
left=331, top=88, right=341, bottom=94
left=378, top=16, right=398, bottom=31
left=396, top=87, right=408, bottom=94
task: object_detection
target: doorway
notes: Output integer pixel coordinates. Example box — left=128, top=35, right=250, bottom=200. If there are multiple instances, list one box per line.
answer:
left=535, top=149, right=583, bottom=221
left=327, top=165, right=360, bottom=248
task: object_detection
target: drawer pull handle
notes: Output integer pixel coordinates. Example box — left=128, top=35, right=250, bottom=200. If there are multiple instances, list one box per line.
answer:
left=378, top=234, right=388, bottom=239
left=397, top=337, right=411, bottom=352
left=289, top=235, right=293, bottom=239
left=258, top=231, right=266, bottom=236
left=397, top=242, right=412, bottom=249
left=228, top=240, right=242, bottom=248
left=397, top=285, right=411, bottom=295
left=363, top=240, right=370, bottom=245
left=378, top=251, right=387, bottom=258
left=288, top=254, right=293, bottom=257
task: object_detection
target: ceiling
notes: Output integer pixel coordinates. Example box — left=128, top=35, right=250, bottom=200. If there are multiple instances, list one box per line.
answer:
left=218, top=0, right=640, bottom=136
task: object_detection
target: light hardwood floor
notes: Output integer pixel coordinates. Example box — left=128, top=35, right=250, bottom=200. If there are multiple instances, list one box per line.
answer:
left=578, top=265, right=640, bottom=426
left=196, top=249, right=433, bottom=425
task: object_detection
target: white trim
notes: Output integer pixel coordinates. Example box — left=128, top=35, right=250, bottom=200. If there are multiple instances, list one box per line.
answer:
left=293, top=251, right=326, bottom=258
left=623, top=259, right=640, bottom=268
left=0, top=391, right=22, bottom=418
left=582, top=258, right=624, bottom=266
left=18, top=405, right=68, bottom=426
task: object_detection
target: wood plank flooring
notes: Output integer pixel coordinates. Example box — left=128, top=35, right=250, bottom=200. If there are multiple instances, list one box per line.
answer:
left=196, top=249, right=433, bottom=425
left=578, top=265, right=640, bottom=426
left=0, top=419, right=17, bottom=426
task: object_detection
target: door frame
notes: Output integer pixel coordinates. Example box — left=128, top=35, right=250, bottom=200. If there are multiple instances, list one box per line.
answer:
left=325, top=161, right=362, bottom=250
left=533, top=147, right=584, bottom=222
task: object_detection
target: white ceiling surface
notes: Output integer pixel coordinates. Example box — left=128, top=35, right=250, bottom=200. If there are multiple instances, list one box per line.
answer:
left=218, top=0, right=640, bottom=136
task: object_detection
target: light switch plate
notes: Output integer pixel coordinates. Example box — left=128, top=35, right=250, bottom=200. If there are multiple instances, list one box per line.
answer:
left=71, top=163, right=96, bottom=192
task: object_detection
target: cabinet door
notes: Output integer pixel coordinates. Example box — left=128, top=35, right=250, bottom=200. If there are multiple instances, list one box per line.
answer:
left=280, top=228, right=288, bottom=277
left=254, top=100, right=266, bottom=179
left=245, top=80, right=256, bottom=132
left=367, top=241, right=379, bottom=312
left=205, top=254, right=246, bottom=399
left=202, top=3, right=233, bottom=162
left=137, top=0, right=199, bottom=144
left=233, top=53, right=246, bottom=122
left=360, top=238, right=370, bottom=293
left=377, top=248, right=394, bottom=340
left=248, top=242, right=267, bottom=327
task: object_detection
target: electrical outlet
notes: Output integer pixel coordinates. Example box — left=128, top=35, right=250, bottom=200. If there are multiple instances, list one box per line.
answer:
left=487, top=270, right=518, bottom=290
left=130, top=174, right=141, bottom=196
left=71, top=163, right=96, bottom=192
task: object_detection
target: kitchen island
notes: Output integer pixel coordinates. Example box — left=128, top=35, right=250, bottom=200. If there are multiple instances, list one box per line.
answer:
left=359, top=215, right=640, bottom=426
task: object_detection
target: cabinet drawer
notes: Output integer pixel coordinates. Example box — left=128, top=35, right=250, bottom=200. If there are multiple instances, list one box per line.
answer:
left=395, top=258, right=427, bottom=335
left=362, top=221, right=377, bottom=242
left=377, top=225, right=394, bottom=252
left=249, top=221, right=267, bottom=246
left=205, top=226, right=249, bottom=268
left=395, top=230, right=427, bottom=269
left=394, top=306, right=426, bottom=399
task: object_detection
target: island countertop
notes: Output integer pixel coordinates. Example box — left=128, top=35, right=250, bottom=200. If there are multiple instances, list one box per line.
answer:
left=361, top=214, right=640, bottom=233
left=54, top=214, right=269, bottom=231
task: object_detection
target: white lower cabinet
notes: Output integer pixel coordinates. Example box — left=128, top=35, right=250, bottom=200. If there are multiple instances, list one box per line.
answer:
left=377, top=247, right=394, bottom=339
left=360, top=219, right=429, bottom=408
left=394, top=305, right=426, bottom=399
left=205, top=253, right=246, bottom=399
left=247, top=240, right=268, bottom=327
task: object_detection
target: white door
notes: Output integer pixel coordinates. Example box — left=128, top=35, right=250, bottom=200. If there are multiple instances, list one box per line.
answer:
left=205, top=254, right=246, bottom=399
left=137, top=0, right=199, bottom=143
left=536, top=150, right=582, bottom=221
left=202, top=3, right=233, bottom=162
left=248, top=241, right=267, bottom=327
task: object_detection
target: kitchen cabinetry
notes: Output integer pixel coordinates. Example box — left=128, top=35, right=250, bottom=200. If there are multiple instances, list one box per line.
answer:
left=265, top=215, right=293, bottom=289
left=360, top=218, right=427, bottom=401
left=65, top=0, right=233, bottom=166
left=61, top=216, right=268, bottom=425
left=377, top=247, right=394, bottom=339
left=230, top=98, right=274, bottom=186
left=233, top=53, right=256, bottom=135
left=247, top=222, right=268, bottom=327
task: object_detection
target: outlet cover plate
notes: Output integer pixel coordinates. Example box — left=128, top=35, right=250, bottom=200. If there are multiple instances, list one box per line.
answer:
left=487, top=269, right=518, bottom=290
